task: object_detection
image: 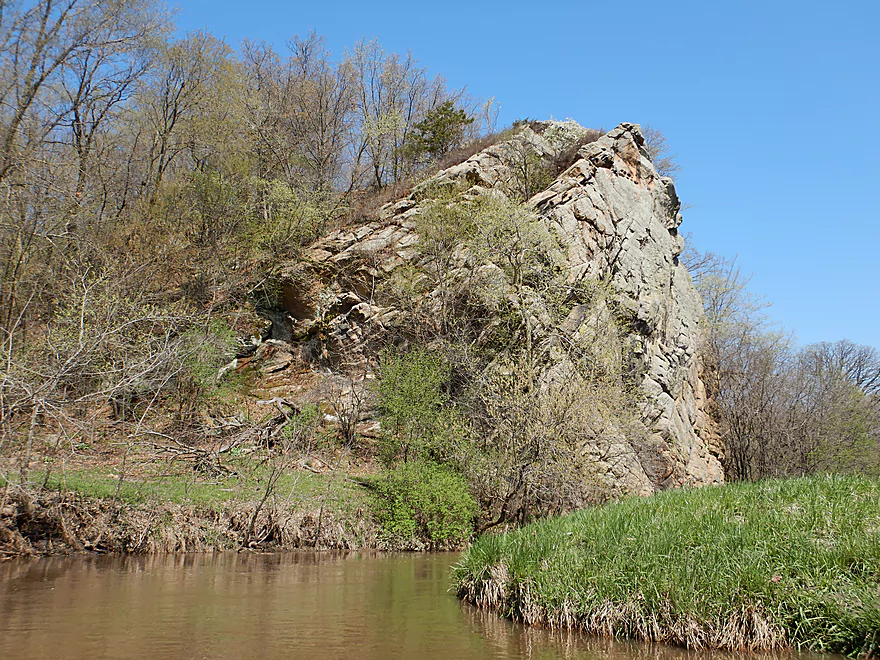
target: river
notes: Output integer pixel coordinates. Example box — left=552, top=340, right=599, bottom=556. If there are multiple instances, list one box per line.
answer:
left=0, top=553, right=831, bottom=660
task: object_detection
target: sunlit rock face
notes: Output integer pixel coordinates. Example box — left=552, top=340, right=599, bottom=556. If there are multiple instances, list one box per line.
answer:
left=529, top=123, right=724, bottom=490
left=264, top=122, right=724, bottom=495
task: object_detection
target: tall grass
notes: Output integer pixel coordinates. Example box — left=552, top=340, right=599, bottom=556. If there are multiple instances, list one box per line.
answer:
left=452, top=475, right=880, bottom=657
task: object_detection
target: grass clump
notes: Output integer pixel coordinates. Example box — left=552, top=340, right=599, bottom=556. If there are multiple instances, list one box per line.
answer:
left=451, top=474, right=880, bottom=657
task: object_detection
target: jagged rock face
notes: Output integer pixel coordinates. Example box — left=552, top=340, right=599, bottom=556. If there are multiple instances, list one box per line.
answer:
left=531, top=124, right=724, bottom=490
left=269, top=121, right=723, bottom=494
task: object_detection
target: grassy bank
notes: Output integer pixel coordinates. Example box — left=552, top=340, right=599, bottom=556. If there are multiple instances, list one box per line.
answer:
left=22, top=463, right=361, bottom=508
left=1, top=455, right=478, bottom=555
left=0, top=461, right=383, bottom=556
left=451, top=475, right=880, bottom=657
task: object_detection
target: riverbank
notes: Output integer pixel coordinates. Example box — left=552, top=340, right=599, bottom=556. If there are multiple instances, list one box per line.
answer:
left=451, top=474, right=880, bottom=658
left=0, top=438, right=479, bottom=556
left=0, top=486, right=380, bottom=557
left=1, top=458, right=397, bottom=556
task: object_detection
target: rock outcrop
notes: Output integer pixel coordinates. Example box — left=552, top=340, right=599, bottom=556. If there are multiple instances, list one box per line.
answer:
left=257, top=121, right=723, bottom=495
left=531, top=123, right=724, bottom=490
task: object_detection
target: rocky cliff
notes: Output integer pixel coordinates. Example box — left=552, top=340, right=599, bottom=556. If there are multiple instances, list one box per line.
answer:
left=530, top=123, right=724, bottom=490
left=252, top=121, right=723, bottom=496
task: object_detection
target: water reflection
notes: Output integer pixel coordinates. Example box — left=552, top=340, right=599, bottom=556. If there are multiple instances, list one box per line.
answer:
left=463, top=603, right=818, bottom=660
left=0, top=553, right=837, bottom=660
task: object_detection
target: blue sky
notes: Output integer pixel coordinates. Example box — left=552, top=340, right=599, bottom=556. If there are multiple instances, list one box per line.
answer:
left=173, top=0, right=880, bottom=349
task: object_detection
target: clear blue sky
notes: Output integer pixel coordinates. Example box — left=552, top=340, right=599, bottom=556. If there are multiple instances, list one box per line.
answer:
left=173, top=0, right=880, bottom=349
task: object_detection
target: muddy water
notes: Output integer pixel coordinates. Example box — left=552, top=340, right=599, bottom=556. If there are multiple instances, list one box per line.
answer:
left=0, top=553, right=825, bottom=660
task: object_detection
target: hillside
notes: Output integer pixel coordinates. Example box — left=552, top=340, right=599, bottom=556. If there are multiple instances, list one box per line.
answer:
left=3, top=120, right=725, bottom=554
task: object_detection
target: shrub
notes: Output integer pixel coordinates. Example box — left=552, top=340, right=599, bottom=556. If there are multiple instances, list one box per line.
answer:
left=499, top=121, right=603, bottom=200
left=374, top=460, right=477, bottom=548
left=176, top=170, right=248, bottom=248
left=177, top=318, right=249, bottom=417
left=465, top=355, right=635, bottom=526
left=241, top=178, right=329, bottom=259
left=375, top=347, right=467, bottom=465
left=498, top=138, right=557, bottom=201
left=412, top=193, right=478, bottom=262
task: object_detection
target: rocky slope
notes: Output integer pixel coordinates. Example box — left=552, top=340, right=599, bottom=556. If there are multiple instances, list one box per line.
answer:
left=252, top=121, right=723, bottom=496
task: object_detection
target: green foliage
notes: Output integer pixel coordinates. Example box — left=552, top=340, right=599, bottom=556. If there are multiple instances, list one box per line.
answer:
left=803, top=377, right=880, bottom=475
left=242, top=178, right=329, bottom=259
left=414, top=193, right=560, bottom=294
left=178, top=318, right=246, bottom=411
left=160, top=173, right=329, bottom=260
left=410, top=193, right=564, bottom=346
left=375, top=348, right=466, bottom=464
left=374, top=460, right=477, bottom=548
left=467, top=195, right=560, bottom=289
left=395, top=193, right=643, bottom=527
left=182, top=319, right=237, bottom=386
left=453, top=474, right=880, bottom=657
left=377, top=263, right=429, bottom=303
left=11, top=269, right=198, bottom=417
left=402, top=100, right=475, bottom=163
left=179, top=169, right=248, bottom=246
left=413, top=193, right=478, bottom=262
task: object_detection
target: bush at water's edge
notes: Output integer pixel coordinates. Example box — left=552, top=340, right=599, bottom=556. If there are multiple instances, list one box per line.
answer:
left=451, top=475, right=880, bottom=658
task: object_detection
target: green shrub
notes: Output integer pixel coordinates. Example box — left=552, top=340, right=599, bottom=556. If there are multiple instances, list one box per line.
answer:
left=177, top=318, right=247, bottom=411
left=374, top=460, right=477, bottom=548
left=376, top=347, right=459, bottom=464
left=241, top=178, right=329, bottom=259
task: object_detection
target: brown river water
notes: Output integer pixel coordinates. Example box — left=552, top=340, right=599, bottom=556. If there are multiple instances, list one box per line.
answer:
left=0, top=553, right=835, bottom=660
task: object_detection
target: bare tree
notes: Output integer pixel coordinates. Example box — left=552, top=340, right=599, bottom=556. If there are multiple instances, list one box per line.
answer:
left=241, top=35, right=353, bottom=193
left=642, top=124, right=680, bottom=179
left=685, top=245, right=880, bottom=480
left=347, top=39, right=448, bottom=189
left=138, top=31, right=235, bottom=197
left=0, top=0, right=167, bottom=185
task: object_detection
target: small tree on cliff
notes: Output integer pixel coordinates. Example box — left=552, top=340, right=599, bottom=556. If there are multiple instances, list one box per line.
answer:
left=402, top=101, right=475, bottom=164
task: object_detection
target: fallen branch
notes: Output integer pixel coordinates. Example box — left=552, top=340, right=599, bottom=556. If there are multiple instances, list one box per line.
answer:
left=144, top=433, right=238, bottom=478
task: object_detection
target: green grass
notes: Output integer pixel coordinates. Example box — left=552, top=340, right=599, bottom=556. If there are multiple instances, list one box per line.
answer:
left=6, top=463, right=369, bottom=513
left=452, top=474, right=880, bottom=657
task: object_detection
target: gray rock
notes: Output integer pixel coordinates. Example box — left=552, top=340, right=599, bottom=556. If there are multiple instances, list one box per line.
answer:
left=535, top=124, right=723, bottom=489
left=284, top=121, right=724, bottom=495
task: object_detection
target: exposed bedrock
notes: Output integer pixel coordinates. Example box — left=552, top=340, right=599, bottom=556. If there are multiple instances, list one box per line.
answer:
left=260, top=121, right=724, bottom=495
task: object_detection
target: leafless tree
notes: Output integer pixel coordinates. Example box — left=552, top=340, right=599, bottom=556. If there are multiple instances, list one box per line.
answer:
left=686, top=245, right=880, bottom=480
left=642, top=124, right=680, bottom=179
left=347, top=39, right=448, bottom=189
